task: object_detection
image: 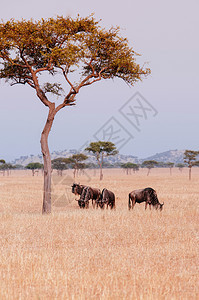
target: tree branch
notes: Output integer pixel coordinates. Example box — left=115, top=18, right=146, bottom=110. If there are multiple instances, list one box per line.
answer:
left=22, top=56, right=52, bottom=108
left=78, top=66, right=107, bottom=88
left=55, top=93, right=76, bottom=113
left=35, top=58, right=54, bottom=74
left=60, top=66, right=77, bottom=94
left=55, top=65, right=107, bottom=114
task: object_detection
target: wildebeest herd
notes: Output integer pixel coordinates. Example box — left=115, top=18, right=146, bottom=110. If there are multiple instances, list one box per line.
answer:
left=72, top=184, right=164, bottom=211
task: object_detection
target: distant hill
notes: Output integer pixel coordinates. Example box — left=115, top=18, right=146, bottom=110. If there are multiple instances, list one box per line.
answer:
left=12, top=149, right=185, bottom=166
left=141, top=149, right=185, bottom=164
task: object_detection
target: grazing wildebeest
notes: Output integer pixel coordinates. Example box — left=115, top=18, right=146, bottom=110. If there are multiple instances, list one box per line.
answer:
left=71, top=183, right=87, bottom=208
left=71, top=183, right=86, bottom=196
left=128, top=187, right=164, bottom=211
left=99, top=188, right=115, bottom=209
left=79, top=186, right=101, bottom=208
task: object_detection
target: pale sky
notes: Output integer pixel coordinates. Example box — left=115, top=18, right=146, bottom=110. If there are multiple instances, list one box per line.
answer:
left=0, top=0, right=199, bottom=162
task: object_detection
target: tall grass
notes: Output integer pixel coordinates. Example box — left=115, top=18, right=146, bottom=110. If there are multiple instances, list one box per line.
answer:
left=0, top=168, right=198, bottom=299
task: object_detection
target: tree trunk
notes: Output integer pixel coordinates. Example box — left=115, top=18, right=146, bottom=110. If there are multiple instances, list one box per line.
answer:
left=100, top=165, right=103, bottom=180
left=189, top=167, right=191, bottom=180
left=41, top=105, right=55, bottom=214
left=99, top=153, right=104, bottom=181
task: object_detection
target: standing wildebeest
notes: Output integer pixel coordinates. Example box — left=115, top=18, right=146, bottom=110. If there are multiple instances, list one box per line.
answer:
left=79, top=186, right=101, bottom=208
left=128, top=187, right=164, bottom=211
left=99, top=188, right=115, bottom=209
left=71, top=183, right=87, bottom=208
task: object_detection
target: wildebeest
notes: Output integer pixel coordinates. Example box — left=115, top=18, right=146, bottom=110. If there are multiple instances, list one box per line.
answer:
left=128, top=187, right=164, bottom=211
left=99, top=188, right=115, bottom=209
left=79, top=186, right=101, bottom=208
left=71, top=183, right=86, bottom=196
left=71, top=183, right=87, bottom=208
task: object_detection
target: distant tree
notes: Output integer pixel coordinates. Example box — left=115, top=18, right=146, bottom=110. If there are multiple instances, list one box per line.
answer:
left=176, top=163, right=185, bottom=173
left=184, top=150, right=199, bottom=180
left=121, top=162, right=139, bottom=175
left=142, top=160, right=159, bottom=176
left=156, top=161, right=166, bottom=168
left=165, top=162, right=174, bottom=175
left=102, top=162, right=114, bottom=168
left=51, top=158, right=70, bottom=176
left=0, top=162, right=6, bottom=176
left=85, top=141, right=118, bottom=180
left=0, top=161, right=15, bottom=176
left=26, top=162, right=43, bottom=176
left=14, top=164, right=25, bottom=170
left=68, top=154, right=88, bottom=178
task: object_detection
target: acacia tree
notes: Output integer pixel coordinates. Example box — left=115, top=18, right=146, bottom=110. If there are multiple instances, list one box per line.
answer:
left=0, top=160, right=15, bottom=176
left=184, top=150, right=199, bottom=180
left=0, top=16, right=150, bottom=213
left=26, top=162, right=43, bottom=176
left=176, top=163, right=185, bottom=173
left=142, top=160, right=158, bottom=176
left=51, top=158, right=69, bottom=176
left=86, top=141, right=118, bottom=180
left=121, top=162, right=139, bottom=175
left=68, top=153, right=88, bottom=178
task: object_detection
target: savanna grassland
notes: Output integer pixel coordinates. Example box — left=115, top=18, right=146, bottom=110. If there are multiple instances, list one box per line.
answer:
left=0, top=168, right=198, bottom=300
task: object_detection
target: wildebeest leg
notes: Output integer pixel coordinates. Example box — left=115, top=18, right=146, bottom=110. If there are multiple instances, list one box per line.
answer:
left=92, top=199, right=96, bottom=209
left=145, top=201, right=148, bottom=210
left=131, top=197, right=136, bottom=209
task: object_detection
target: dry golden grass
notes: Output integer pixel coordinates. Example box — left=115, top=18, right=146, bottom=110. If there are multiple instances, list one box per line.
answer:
left=0, top=168, right=198, bottom=299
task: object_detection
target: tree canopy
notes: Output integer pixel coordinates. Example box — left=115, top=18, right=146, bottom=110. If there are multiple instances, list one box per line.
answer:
left=0, top=16, right=150, bottom=101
